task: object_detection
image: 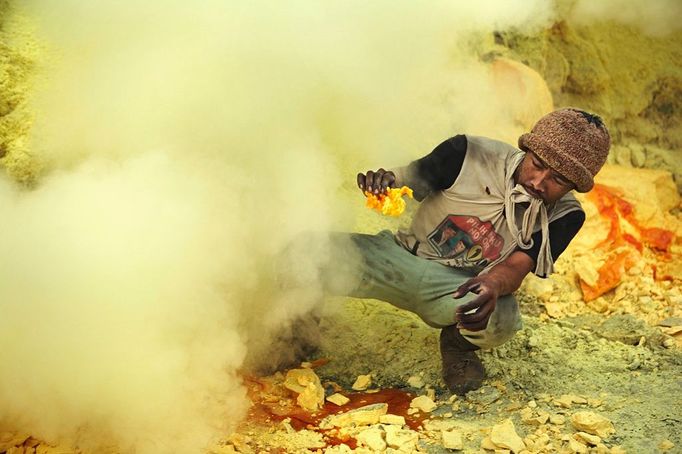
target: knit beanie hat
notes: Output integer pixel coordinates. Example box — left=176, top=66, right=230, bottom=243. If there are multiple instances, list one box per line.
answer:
left=518, top=108, right=610, bottom=193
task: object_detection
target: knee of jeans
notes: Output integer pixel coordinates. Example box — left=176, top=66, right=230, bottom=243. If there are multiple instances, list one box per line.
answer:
left=464, top=294, right=521, bottom=349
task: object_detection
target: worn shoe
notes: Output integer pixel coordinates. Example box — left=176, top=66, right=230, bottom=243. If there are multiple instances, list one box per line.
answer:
left=439, top=325, right=485, bottom=395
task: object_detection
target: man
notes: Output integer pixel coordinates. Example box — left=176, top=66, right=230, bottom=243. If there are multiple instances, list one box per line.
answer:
left=347, top=108, right=610, bottom=394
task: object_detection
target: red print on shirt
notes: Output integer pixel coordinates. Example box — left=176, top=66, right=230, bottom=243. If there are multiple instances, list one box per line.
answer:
left=427, top=215, right=504, bottom=267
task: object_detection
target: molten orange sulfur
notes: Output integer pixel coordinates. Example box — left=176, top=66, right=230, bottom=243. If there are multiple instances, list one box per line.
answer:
left=365, top=186, right=413, bottom=216
left=580, top=184, right=677, bottom=301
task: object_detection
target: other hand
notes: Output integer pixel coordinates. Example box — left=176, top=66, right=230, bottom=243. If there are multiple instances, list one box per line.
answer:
left=453, top=276, right=500, bottom=332
left=357, top=169, right=395, bottom=195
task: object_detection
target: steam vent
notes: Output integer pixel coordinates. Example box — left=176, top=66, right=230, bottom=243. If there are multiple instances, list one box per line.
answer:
left=1, top=1, right=680, bottom=453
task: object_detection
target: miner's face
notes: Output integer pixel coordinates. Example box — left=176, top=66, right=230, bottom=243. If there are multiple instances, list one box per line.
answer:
left=514, top=151, right=575, bottom=204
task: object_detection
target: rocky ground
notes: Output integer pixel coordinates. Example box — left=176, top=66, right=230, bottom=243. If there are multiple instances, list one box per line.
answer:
left=194, top=167, right=682, bottom=454
left=199, top=291, right=680, bottom=454
left=2, top=296, right=680, bottom=454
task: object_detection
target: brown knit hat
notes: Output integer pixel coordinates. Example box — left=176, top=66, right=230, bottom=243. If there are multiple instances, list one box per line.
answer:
left=518, top=108, right=610, bottom=192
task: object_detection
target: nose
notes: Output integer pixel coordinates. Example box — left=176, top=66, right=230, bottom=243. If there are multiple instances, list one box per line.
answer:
left=528, top=169, right=550, bottom=192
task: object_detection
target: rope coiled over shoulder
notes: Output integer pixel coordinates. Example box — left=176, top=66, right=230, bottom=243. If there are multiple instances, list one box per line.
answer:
left=503, top=154, right=553, bottom=276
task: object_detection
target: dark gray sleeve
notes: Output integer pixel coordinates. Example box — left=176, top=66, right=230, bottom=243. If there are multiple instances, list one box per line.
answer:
left=394, top=135, right=467, bottom=201
left=517, top=210, right=586, bottom=277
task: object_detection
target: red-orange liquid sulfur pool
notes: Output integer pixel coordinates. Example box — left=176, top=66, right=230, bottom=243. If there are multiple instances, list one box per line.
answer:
left=243, top=373, right=428, bottom=449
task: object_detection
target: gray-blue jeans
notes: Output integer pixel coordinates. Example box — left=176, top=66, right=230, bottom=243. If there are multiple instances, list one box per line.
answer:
left=320, top=230, right=523, bottom=349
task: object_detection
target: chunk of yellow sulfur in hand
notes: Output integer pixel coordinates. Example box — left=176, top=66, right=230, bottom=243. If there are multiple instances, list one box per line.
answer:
left=364, top=186, right=413, bottom=216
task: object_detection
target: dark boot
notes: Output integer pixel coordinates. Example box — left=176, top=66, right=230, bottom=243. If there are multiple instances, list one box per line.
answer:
left=440, top=325, right=485, bottom=395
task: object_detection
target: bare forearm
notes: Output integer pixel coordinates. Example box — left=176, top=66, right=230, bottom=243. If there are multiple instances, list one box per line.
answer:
left=454, top=251, right=534, bottom=331
left=483, top=251, right=534, bottom=296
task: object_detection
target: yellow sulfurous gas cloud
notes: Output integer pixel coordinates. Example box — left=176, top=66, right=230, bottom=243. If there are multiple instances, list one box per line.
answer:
left=1, top=0, right=558, bottom=452
left=571, top=0, right=682, bottom=36
left=0, top=154, right=251, bottom=451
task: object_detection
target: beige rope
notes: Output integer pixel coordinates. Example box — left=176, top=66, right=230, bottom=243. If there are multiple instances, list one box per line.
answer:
left=504, top=181, right=553, bottom=276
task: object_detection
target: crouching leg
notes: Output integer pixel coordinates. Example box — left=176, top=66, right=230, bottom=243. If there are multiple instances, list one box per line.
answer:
left=440, top=293, right=522, bottom=395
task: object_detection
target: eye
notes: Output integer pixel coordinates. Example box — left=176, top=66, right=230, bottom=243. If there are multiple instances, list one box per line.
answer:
left=553, top=175, right=571, bottom=187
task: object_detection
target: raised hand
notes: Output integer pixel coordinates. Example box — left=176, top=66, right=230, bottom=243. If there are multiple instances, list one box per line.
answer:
left=357, top=169, right=396, bottom=195
left=453, top=277, right=499, bottom=332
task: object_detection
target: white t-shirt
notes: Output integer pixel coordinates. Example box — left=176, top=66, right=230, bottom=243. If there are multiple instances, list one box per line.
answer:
left=393, top=135, right=582, bottom=277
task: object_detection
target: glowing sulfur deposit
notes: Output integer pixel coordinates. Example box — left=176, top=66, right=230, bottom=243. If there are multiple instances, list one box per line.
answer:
left=578, top=182, right=677, bottom=301
left=364, top=186, right=414, bottom=217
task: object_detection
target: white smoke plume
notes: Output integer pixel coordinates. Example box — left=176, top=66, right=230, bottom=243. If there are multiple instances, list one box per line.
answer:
left=1, top=0, right=558, bottom=452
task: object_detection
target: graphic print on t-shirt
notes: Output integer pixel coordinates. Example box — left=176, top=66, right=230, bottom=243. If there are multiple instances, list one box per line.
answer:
left=427, top=215, right=504, bottom=267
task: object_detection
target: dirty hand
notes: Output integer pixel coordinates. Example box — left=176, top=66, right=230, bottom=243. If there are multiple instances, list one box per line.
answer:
left=357, top=169, right=395, bottom=195
left=453, top=276, right=500, bottom=332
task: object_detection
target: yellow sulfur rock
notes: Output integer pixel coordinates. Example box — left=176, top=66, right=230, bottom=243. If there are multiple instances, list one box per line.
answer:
left=379, top=414, right=406, bottom=426
left=588, top=398, right=604, bottom=408
left=481, top=436, right=498, bottom=450
left=298, top=382, right=325, bottom=412
left=571, top=411, right=615, bottom=438
left=554, top=394, right=587, bottom=408
left=534, top=433, right=550, bottom=447
left=284, top=368, right=319, bottom=393
left=490, top=419, right=526, bottom=453
left=574, top=431, right=601, bottom=446
left=319, top=403, right=388, bottom=429
left=410, top=395, right=437, bottom=413
left=352, top=374, right=372, bottom=391
left=658, top=440, right=675, bottom=451
left=384, top=425, right=418, bottom=450
left=549, top=414, right=566, bottom=425
left=407, top=375, right=424, bottom=388
left=283, top=368, right=325, bottom=411
left=355, top=427, right=386, bottom=451
left=326, top=393, right=350, bottom=406
left=520, top=407, right=534, bottom=423
left=426, top=387, right=436, bottom=401
left=528, top=411, right=549, bottom=426
left=572, top=396, right=588, bottom=404
left=567, top=438, right=588, bottom=454
left=442, top=429, right=463, bottom=450
left=596, top=443, right=610, bottom=454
